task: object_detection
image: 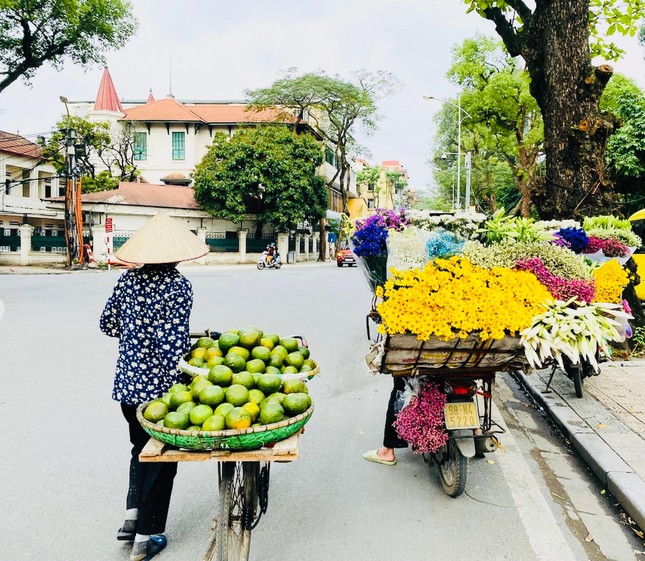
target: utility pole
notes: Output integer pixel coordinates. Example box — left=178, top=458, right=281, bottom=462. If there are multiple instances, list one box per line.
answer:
left=60, top=96, right=84, bottom=268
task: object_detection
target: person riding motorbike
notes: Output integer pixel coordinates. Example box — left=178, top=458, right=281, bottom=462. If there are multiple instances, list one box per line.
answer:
left=262, top=244, right=275, bottom=267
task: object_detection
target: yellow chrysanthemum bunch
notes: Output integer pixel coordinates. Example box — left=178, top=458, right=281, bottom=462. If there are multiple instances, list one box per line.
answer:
left=592, top=259, right=630, bottom=303
left=375, top=256, right=553, bottom=342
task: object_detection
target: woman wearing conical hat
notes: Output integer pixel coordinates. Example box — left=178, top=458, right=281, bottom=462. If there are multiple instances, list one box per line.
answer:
left=100, top=213, right=209, bottom=561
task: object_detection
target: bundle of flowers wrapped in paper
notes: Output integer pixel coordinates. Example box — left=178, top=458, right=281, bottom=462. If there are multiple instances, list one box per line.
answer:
left=351, top=208, right=410, bottom=293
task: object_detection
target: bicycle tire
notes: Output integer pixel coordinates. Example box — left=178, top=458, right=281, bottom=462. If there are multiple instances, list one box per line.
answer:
left=215, top=462, right=258, bottom=561
left=572, top=366, right=584, bottom=398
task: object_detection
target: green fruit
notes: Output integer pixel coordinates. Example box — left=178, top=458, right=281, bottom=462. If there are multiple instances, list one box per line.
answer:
left=302, top=359, right=316, bottom=369
left=279, top=338, right=299, bottom=353
left=251, top=346, right=272, bottom=362
left=271, top=345, right=288, bottom=360
left=176, top=401, right=197, bottom=415
left=143, top=401, right=168, bottom=423
left=156, top=419, right=165, bottom=427
left=214, top=402, right=235, bottom=418
left=285, top=352, right=304, bottom=369
left=223, top=353, right=247, bottom=373
left=217, top=332, right=240, bottom=354
left=164, top=411, right=190, bottom=430
left=282, top=393, right=311, bottom=416
left=232, top=371, right=255, bottom=389
left=256, top=373, right=282, bottom=395
left=282, top=366, right=298, bottom=374
left=199, top=385, right=226, bottom=407
left=238, top=330, right=262, bottom=349
left=242, top=401, right=260, bottom=422
left=282, top=379, right=307, bottom=394
left=259, top=401, right=285, bottom=425
left=299, top=364, right=313, bottom=373
left=206, top=355, right=225, bottom=368
left=196, top=336, right=216, bottom=349
left=268, top=353, right=284, bottom=369
left=189, top=404, right=214, bottom=426
left=191, top=378, right=213, bottom=399
left=248, top=388, right=265, bottom=405
left=226, top=384, right=250, bottom=406
left=160, top=393, right=172, bottom=406
left=265, top=365, right=281, bottom=376
left=225, top=407, right=252, bottom=429
left=297, top=345, right=311, bottom=359
left=264, top=333, right=280, bottom=346
left=187, top=425, right=201, bottom=432
left=169, top=383, right=190, bottom=393
left=169, top=390, right=193, bottom=411
left=188, top=357, right=205, bottom=367
left=245, top=358, right=266, bottom=374
left=260, top=337, right=275, bottom=350
left=228, top=346, right=250, bottom=361
left=208, top=365, right=234, bottom=386
left=202, top=414, right=226, bottom=431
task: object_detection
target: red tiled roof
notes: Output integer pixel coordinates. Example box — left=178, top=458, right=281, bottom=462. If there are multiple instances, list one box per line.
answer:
left=0, top=131, right=42, bottom=159
left=122, top=98, right=203, bottom=122
left=121, top=100, right=294, bottom=125
left=190, top=104, right=295, bottom=124
left=94, top=68, right=124, bottom=113
left=80, top=182, right=200, bottom=210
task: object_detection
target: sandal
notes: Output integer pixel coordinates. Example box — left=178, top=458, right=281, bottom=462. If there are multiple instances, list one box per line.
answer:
left=363, top=449, right=397, bottom=466
left=130, top=534, right=167, bottom=561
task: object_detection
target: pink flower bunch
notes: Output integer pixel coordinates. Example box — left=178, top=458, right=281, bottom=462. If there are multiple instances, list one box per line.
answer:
left=393, top=383, right=448, bottom=453
left=516, top=257, right=596, bottom=303
left=583, top=236, right=630, bottom=257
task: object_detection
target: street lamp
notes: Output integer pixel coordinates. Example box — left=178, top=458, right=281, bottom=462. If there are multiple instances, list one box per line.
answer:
left=424, top=95, right=472, bottom=210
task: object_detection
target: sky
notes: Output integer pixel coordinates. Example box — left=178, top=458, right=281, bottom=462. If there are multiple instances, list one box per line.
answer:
left=1, top=0, right=645, bottom=193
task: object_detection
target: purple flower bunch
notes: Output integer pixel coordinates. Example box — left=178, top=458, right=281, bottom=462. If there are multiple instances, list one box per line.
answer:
left=393, top=382, right=448, bottom=454
left=516, top=257, right=596, bottom=303
left=352, top=208, right=410, bottom=258
left=553, top=227, right=589, bottom=253
left=583, top=236, right=630, bottom=258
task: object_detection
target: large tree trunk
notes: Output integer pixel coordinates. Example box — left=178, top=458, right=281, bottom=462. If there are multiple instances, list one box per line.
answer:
left=523, top=0, right=616, bottom=219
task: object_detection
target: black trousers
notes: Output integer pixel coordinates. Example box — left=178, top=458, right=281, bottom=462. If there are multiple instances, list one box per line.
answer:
left=121, top=403, right=178, bottom=535
left=383, top=376, right=409, bottom=449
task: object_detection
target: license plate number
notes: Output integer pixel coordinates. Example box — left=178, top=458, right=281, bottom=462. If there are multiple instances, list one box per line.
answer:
left=444, top=401, right=479, bottom=430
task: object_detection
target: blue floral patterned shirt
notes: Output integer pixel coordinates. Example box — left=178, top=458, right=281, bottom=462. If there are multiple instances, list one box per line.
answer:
left=100, top=264, right=193, bottom=405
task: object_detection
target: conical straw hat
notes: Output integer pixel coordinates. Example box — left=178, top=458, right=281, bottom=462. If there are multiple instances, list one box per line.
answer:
left=115, top=213, right=210, bottom=264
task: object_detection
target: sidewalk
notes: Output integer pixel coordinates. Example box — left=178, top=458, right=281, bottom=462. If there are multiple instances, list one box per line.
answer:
left=516, top=360, right=645, bottom=531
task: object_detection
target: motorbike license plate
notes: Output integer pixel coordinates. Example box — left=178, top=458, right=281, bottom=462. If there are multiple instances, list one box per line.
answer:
left=444, top=400, right=479, bottom=430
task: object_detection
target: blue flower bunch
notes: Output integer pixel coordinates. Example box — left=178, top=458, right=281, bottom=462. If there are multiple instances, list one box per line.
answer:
left=426, top=230, right=465, bottom=260
left=352, top=215, right=389, bottom=257
left=554, top=227, right=589, bottom=253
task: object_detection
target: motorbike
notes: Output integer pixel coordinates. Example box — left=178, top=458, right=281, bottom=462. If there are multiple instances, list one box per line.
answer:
left=257, top=252, right=282, bottom=270
left=422, top=372, right=502, bottom=497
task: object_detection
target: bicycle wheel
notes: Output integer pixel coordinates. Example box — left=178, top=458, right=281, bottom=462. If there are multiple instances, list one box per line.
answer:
left=572, top=366, right=584, bottom=398
left=215, top=462, right=259, bottom=561
left=434, top=437, right=468, bottom=498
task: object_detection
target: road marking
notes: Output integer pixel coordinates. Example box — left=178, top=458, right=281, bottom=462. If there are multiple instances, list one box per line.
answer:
left=493, top=402, right=579, bottom=561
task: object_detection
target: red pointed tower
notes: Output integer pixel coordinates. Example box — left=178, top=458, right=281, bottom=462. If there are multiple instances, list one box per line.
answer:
left=147, top=89, right=155, bottom=104
left=94, top=67, right=123, bottom=112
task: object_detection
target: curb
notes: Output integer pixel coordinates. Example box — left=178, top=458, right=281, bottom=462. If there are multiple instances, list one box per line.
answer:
left=515, top=369, right=645, bottom=530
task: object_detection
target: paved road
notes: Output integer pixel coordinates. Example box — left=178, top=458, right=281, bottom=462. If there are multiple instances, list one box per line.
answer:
left=0, top=263, right=641, bottom=561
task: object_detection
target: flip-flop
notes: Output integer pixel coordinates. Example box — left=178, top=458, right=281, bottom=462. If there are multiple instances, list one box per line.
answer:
left=363, top=449, right=397, bottom=466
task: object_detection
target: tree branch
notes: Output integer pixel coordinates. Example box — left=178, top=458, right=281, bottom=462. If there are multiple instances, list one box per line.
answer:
left=482, top=7, right=523, bottom=57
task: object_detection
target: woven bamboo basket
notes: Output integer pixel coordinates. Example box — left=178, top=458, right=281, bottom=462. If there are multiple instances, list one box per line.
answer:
left=136, top=403, right=314, bottom=451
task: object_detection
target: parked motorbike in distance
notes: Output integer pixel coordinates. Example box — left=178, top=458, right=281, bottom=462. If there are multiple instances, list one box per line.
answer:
left=257, top=253, right=282, bottom=270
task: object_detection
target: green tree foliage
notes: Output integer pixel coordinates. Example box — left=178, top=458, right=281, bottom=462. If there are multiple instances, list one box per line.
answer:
left=246, top=69, right=398, bottom=213
left=192, top=126, right=328, bottom=234
left=0, top=0, right=137, bottom=93
left=38, top=115, right=135, bottom=192
left=431, top=35, right=542, bottom=216
left=600, top=74, right=645, bottom=216
left=464, top=0, right=645, bottom=219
